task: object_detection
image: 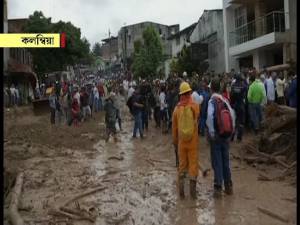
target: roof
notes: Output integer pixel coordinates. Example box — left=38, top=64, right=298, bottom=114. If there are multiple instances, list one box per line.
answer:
left=121, top=21, right=178, bottom=29
left=167, top=23, right=197, bottom=40
left=101, top=36, right=118, bottom=43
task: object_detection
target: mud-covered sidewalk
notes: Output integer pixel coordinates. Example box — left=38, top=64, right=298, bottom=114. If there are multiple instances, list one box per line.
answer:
left=4, top=102, right=296, bottom=225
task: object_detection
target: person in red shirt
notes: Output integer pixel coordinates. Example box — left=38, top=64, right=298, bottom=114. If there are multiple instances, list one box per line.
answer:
left=71, top=99, right=81, bottom=126
left=97, top=83, right=105, bottom=111
left=222, top=83, right=231, bottom=104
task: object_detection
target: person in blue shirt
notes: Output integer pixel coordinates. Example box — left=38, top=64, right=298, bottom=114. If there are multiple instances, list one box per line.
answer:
left=206, top=78, right=236, bottom=198
left=197, top=80, right=210, bottom=136
left=288, top=73, right=297, bottom=108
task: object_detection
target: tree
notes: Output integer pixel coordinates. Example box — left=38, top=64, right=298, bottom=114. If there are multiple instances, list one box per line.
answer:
left=131, top=26, right=163, bottom=79
left=92, top=42, right=101, bottom=56
left=24, top=11, right=92, bottom=79
left=170, top=58, right=180, bottom=74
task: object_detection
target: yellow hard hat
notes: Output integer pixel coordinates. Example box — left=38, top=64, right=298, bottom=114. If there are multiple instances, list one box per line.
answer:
left=179, top=82, right=192, bottom=95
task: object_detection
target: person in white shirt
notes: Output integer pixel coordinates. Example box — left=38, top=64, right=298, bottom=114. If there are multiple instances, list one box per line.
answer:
left=191, top=83, right=203, bottom=105
left=259, top=74, right=267, bottom=106
left=276, top=72, right=286, bottom=105
left=15, top=86, right=20, bottom=105
left=93, top=84, right=99, bottom=112
left=123, top=79, right=129, bottom=98
left=265, top=72, right=276, bottom=104
left=128, top=85, right=135, bottom=99
left=74, top=88, right=81, bottom=107
left=10, top=85, right=16, bottom=106
left=159, top=85, right=168, bottom=133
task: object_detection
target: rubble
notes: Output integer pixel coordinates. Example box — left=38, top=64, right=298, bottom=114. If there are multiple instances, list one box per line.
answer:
left=242, top=104, right=297, bottom=181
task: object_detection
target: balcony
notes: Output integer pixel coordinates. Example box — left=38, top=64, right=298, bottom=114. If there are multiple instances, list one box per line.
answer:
left=229, top=11, right=286, bottom=47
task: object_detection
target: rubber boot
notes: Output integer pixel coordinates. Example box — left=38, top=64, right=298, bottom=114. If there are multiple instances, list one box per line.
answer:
left=178, top=177, right=185, bottom=198
left=224, top=182, right=233, bottom=195
left=213, top=185, right=222, bottom=198
left=190, top=179, right=197, bottom=199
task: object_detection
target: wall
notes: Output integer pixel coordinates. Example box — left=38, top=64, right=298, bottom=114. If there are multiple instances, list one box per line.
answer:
left=118, top=22, right=179, bottom=63
left=3, top=0, right=9, bottom=74
left=191, top=10, right=226, bottom=74
left=171, top=34, right=188, bottom=57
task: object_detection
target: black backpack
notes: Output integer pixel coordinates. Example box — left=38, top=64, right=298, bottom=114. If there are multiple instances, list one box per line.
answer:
left=126, top=95, right=134, bottom=114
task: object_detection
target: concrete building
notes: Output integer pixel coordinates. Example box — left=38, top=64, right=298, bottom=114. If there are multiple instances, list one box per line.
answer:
left=190, top=9, right=226, bottom=74
left=168, top=23, right=197, bottom=58
left=100, top=36, right=119, bottom=65
left=118, top=21, right=179, bottom=69
left=4, top=18, right=38, bottom=104
left=223, top=0, right=297, bottom=72
left=3, top=0, right=9, bottom=74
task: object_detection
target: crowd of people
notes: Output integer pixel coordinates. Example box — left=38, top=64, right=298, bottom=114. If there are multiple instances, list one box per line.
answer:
left=45, top=67, right=296, bottom=198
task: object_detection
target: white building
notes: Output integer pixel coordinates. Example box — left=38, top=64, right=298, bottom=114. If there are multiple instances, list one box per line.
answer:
left=190, top=9, right=225, bottom=74
left=3, top=0, right=9, bottom=75
left=168, top=23, right=197, bottom=58
left=223, top=0, right=297, bottom=72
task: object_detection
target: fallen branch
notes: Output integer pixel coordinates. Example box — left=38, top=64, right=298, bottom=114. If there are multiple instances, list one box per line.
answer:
left=148, top=158, right=169, bottom=163
left=257, top=173, right=272, bottom=181
left=145, top=159, right=155, bottom=167
left=245, top=147, right=290, bottom=168
left=48, top=209, right=80, bottom=220
left=9, top=172, right=24, bottom=225
left=281, top=197, right=296, bottom=203
left=108, top=156, right=124, bottom=161
left=64, top=186, right=107, bottom=207
left=59, top=206, right=95, bottom=222
left=257, top=206, right=289, bottom=223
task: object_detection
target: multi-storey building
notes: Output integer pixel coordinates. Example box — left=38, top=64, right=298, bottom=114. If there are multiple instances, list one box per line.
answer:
left=168, top=23, right=197, bottom=58
left=223, top=0, right=297, bottom=72
left=100, top=36, right=119, bottom=68
left=4, top=18, right=37, bottom=104
left=117, top=21, right=179, bottom=69
left=190, top=9, right=225, bottom=74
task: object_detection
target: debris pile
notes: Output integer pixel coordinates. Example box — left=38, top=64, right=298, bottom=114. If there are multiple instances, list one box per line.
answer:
left=242, top=104, right=296, bottom=181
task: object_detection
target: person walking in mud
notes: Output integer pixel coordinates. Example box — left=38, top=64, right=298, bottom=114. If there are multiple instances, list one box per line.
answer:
left=206, top=78, right=235, bottom=197
left=131, top=88, right=144, bottom=139
left=49, top=87, right=57, bottom=125
left=104, top=92, right=118, bottom=142
left=172, top=82, right=200, bottom=199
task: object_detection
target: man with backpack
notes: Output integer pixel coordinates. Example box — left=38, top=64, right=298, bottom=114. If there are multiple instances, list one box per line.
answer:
left=172, top=82, right=200, bottom=199
left=206, top=78, right=235, bottom=197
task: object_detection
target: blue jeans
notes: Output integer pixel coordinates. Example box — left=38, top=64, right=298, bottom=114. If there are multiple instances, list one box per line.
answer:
left=133, top=112, right=143, bottom=137
left=98, top=97, right=103, bottom=111
left=248, top=103, right=262, bottom=130
left=142, top=110, right=148, bottom=130
left=199, top=115, right=207, bottom=135
left=93, top=97, right=99, bottom=112
left=210, top=140, right=232, bottom=188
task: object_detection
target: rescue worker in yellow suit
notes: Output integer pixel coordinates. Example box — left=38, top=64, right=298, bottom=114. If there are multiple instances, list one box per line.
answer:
left=172, top=82, right=200, bottom=199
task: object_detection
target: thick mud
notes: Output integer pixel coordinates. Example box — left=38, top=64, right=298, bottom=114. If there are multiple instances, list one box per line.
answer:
left=4, top=101, right=296, bottom=225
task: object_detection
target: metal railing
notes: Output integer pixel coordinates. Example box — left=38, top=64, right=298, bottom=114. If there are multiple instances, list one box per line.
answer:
left=229, top=11, right=286, bottom=47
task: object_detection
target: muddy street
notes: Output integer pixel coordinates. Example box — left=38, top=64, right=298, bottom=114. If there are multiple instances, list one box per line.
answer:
left=4, top=102, right=296, bottom=225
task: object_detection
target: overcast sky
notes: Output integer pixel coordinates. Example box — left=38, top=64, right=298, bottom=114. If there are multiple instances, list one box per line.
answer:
left=8, top=0, right=222, bottom=47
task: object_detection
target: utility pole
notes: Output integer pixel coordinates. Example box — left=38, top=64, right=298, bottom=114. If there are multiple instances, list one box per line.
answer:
left=109, top=29, right=111, bottom=77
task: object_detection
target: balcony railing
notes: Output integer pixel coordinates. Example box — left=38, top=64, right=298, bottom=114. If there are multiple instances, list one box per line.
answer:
left=229, top=11, right=286, bottom=47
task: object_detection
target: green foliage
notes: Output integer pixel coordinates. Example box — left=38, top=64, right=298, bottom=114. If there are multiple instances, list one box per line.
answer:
left=24, top=11, right=91, bottom=79
left=92, top=42, right=102, bottom=56
left=131, top=26, right=163, bottom=79
left=171, top=45, right=209, bottom=76
left=170, top=58, right=180, bottom=73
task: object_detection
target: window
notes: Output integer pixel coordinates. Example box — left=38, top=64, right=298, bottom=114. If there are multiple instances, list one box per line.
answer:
left=159, top=28, right=162, bottom=35
left=128, top=35, right=131, bottom=43
left=234, top=6, right=246, bottom=28
left=207, top=33, right=217, bottom=59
